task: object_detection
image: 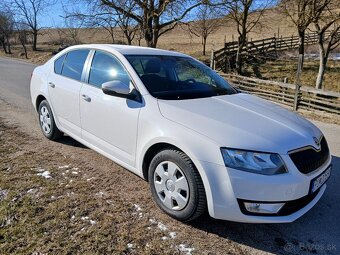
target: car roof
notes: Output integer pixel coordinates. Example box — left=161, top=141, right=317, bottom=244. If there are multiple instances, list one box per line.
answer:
left=65, top=44, right=189, bottom=57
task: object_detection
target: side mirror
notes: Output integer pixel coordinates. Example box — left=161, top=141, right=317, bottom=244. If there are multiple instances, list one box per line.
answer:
left=102, top=80, right=140, bottom=101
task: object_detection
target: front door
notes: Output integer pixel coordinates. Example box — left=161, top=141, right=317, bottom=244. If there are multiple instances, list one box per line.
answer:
left=80, top=50, right=142, bottom=166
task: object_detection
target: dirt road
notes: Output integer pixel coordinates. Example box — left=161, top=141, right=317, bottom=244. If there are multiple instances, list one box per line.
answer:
left=0, top=57, right=339, bottom=255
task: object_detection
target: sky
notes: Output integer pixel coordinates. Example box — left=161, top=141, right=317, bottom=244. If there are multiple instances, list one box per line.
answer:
left=4, top=0, right=278, bottom=28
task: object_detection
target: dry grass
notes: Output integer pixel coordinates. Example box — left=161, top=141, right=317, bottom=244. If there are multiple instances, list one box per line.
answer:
left=244, top=58, right=340, bottom=92
left=0, top=120, right=193, bottom=254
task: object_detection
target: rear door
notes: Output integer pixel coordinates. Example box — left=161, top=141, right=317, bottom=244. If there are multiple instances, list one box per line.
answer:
left=48, top=49, right=90, bottom=137
left=79, top=50, right=142, bottom=166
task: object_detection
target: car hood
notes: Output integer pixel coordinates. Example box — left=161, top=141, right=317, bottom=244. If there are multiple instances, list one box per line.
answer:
left=158, top=93, right=322, bottom=154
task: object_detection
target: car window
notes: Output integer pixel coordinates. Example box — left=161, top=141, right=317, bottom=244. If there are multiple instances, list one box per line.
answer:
left=126, top=55, right=236, bottom=100
left=88, top=51, right=130, bottom=88
left=128, top=57, right=167, bottom=78
left=54, top=54, right=66, bottom=74
left=61, top=49, right=90, bottom=81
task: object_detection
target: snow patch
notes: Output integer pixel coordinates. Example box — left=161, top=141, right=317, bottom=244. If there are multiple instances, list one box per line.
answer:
left=177, top=244, right=195, bottom=255
left=0, top=188, right=8, bottom=201
left=86, top=177, right=95, bottom=181
left=169, top=232, right=177, bottom=239
left=58, top=165, right=70, bottom=169
left=149, top=218, right=157, bottom=225
left=27, top=188, right=35, bottom=193
left=95, top=191, right=105, bottom=197
left=127, top=243, right=134, bottom=249
left=37, top=171, right=52, bottom=179
left=157, top=222, right=168, bottom=231
left=90, top=220, right=96, bottom=225
left=71, top=171, right=78, bottom=175
left=161, top=236, right=169, bottom=241
left=133, top=204, right=142, bottom=211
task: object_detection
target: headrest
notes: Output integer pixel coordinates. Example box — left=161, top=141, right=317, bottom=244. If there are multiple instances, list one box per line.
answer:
left=145, top=58, right=161, bottom=73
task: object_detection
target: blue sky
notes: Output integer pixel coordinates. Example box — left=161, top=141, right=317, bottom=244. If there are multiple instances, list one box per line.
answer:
left=11, top=0, right=277, bottom=28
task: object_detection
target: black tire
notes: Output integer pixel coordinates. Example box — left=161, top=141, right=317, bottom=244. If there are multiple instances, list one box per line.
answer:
left=38, top=100, right=63, bottom=140
left=148, top=149, right=207, bottom=222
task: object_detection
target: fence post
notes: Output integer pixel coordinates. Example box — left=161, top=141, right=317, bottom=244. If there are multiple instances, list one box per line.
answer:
left=291, top=35, right=293, bottom=48
left=210, top=49, right=215, bottom=70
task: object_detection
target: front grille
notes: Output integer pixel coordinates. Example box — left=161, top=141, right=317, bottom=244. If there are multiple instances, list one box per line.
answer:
left=289, top=136, right=330, bottom=174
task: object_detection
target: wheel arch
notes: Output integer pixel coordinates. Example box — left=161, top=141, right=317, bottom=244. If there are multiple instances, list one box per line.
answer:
left=142, top=142, right=182, bottom=181
left=36, top=94, right=47, bottom=111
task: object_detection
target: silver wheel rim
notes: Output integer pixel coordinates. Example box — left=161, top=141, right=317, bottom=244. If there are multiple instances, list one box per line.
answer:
left=154, top=161, right=190, bottom=211
left=40, top=106, right=52, bottom=134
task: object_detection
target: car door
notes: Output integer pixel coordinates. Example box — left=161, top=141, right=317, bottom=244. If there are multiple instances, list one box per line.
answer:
left=48, top=49, right=90, bottom=138
left=80, top=50, right=142, bottom=167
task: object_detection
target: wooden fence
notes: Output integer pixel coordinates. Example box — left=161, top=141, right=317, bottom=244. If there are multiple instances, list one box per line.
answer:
left=211, top=31, right=337, bottom=71
left=220, top=73, right=340, bottom=115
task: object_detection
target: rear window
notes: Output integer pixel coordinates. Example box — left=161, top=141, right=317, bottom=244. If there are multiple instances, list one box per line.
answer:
left=54, top=54, right=66, bottom=74
left=61, top=49, right=90, bottom=81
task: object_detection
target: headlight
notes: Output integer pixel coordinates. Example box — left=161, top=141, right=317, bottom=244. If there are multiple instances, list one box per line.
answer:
left=221, top=148, right=287, bottom=175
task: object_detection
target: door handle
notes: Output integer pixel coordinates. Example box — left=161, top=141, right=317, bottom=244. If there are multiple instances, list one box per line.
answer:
left=81, top=94, right=91, bottom=102
left=48, top=82, right=55, bottom=88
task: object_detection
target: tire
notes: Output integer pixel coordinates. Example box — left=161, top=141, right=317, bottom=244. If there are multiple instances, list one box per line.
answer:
left=38, top=100, right=63, bottom=140
left=148, top=149, right=207, bottom=222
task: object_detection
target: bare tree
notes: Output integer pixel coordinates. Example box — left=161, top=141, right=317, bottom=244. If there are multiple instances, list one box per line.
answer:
left=312, top=1, right=340, bottom=89
left=117, top=13, right=140, bottom=45
left=225, top=0, right=268, bottom=73
left=189, top=5, right=222, bottom=55
left=100, top=0, right=203, bottom=48
left=94, top=13, right=118, bottom=43
left=10, top=0, right=55, bottom=51
left=16, top=22, right=29, bottom=59
left=0, top=11, right=15, bottom=54
left=63, top=15, right=85, bottom=45
left=281, top=0, right=332, bottom=77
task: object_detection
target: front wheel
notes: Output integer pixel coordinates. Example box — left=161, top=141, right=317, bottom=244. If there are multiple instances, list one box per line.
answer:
left=38, top=100, right=63, bottom=140
left=148, top=149, right=207, bottom=222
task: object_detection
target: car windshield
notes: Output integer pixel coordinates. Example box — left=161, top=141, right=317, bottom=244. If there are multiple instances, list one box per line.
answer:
left=125, top=55, right=237, bottom=100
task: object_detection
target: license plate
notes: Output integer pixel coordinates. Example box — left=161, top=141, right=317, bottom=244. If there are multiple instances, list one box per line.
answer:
left=310, top=166, right=331, bottom=193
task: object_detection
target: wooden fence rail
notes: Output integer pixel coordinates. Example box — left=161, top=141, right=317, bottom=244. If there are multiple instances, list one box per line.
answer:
left=212, top=31, right=338, bottom=71
left=220, top=73, right=340, bottom=115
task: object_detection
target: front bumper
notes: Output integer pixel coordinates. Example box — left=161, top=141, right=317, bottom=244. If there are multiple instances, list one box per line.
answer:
left=198, top=155, right=331, bottom=223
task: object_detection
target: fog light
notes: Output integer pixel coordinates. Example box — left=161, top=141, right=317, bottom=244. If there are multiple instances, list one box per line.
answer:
left=244, top=202, right=285, bottom=214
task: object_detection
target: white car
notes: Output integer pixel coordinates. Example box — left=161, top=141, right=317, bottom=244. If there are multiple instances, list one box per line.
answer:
left=30, top=45, right=331, bottom=223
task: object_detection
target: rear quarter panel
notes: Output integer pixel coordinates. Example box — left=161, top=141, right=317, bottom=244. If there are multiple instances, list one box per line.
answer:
left=30, top=62, right=52, bottom=111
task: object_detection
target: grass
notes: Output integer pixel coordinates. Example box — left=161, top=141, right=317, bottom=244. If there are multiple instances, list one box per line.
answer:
left=244, top=58, right=340, bottom=92
left=0, top=120, right=195, bottom=254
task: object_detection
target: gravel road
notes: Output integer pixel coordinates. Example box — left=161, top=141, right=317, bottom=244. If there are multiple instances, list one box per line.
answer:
left=0, top=57, right=339, bottom=255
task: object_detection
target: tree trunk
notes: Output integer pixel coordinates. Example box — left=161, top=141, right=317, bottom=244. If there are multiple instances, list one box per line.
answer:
left=316, top=55, right=326, bottom=90
left=32, top=30, right=38, bottom=51
left=6, top=37, right=11, bottom=54
left=22, top=43, right=28, bottom=59
left=297, top=29, right=305, bottom=68
left=315, top=32, right=328, bottom=90
left=202, top=36, right=207, bottom=56
left=236, top=37, right=246, bottom=74
left=1, top=40, right=8, bottom=54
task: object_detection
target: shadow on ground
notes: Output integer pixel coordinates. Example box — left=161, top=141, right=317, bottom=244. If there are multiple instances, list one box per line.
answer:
left=56, top=135, right=88, bottom=149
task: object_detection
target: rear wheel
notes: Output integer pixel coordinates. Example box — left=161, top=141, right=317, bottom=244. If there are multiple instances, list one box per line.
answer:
left=38, top=100, right=63, bottom=140
left=148, top=149, right=207, bottom=222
